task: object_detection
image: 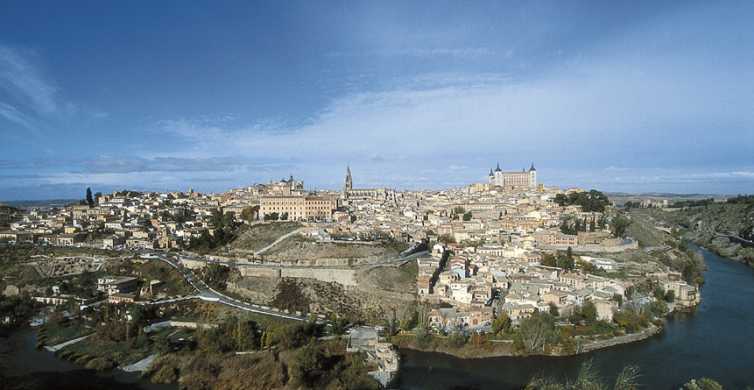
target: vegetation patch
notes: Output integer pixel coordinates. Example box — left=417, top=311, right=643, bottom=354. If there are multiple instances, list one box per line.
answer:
left=225, top=221, right=302, bottom=252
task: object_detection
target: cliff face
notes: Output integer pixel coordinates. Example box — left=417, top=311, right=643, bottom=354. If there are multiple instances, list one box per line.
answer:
left=651, top=203, right=754, bottom=267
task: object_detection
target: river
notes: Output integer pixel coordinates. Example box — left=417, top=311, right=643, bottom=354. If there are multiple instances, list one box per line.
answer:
left=397, top=247, right=754, bottom=389
left=0, top=327, right=174, bottom=390
left=1, top=247, right=752, bottom=389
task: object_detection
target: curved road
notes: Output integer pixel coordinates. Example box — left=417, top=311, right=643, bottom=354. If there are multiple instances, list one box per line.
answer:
left=147, top=253, right=310, bottom=322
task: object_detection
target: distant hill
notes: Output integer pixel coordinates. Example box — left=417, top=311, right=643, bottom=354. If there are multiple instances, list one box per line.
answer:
left=639, top=198, right=754, bottom=267
left=606, top=192, right=726, bottom=197
left=1, top=199, right=78, bottom=210
left=607, top=192, right=729, bottom=207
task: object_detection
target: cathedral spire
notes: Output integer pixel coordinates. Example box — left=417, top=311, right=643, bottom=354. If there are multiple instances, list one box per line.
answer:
left=344, top=165, right=353, bottom=194
left=529, top=162, right=536, bottom=171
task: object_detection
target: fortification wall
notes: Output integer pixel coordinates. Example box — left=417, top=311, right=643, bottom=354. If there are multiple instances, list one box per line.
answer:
left=281, top=267, right=357, bottom=286
left=237, top=264, right=357, bottom=286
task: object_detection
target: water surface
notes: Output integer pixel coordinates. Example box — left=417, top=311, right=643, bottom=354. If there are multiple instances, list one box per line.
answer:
left=398, top=247, right=754, bottom=389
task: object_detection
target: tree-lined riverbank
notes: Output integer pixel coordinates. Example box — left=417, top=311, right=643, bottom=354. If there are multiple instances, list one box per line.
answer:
left=397, top=246, right=754, bottom=389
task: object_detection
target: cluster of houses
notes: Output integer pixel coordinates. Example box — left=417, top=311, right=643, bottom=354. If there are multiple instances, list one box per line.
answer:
left=0, top=177, right=341, bottom=251
left=405, top=184, right=698, bottom=333
left=1, top=170, right=700, bottom=336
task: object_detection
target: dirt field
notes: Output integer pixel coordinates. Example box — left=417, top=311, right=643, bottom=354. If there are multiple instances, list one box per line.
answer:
left=264, top=235, right=407, bottom=263
left=224, top=222, right=302, bottom=252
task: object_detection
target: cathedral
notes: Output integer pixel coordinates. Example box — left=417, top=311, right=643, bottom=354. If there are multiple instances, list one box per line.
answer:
left=342, top=166, right=395, bottom=201
left=488, top=162, right=537, bottom=189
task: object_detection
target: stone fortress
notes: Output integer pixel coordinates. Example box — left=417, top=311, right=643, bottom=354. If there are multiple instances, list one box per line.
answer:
left=488, top=162, right=537, bottom=190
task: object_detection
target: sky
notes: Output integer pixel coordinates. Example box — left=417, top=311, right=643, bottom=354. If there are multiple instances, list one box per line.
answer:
left=1, top=0, right=753, bottom=200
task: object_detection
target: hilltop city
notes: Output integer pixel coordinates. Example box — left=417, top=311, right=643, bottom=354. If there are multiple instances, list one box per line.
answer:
left=0, top=164, right=707, bottom=388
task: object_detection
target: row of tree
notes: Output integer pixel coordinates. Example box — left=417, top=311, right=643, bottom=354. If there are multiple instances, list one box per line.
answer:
left=554, top=190, right=611, bottom=212
left=560, top=215, right=606, bottom=234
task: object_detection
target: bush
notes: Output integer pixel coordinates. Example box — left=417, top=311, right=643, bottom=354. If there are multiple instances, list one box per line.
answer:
left=683, top=378, right=724, bottom=390
left=447, top=332, right=467, bottom=348
left=613, top=309, right=649, bottom=333
left=648, top=300, right=668, bottom=317
left=415, top=327, right=432, bottom=349
left=491, top=313, right=511, bottom=335
left=514, top=312, right=557, bottom=354
left=570, top=302, right=597, bottom=325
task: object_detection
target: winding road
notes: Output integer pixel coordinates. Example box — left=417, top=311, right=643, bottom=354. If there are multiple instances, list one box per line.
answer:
left=147, top=252, right=310, bottom=322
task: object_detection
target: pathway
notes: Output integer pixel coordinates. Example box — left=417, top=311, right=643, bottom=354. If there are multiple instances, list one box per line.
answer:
left=44, top=334, right=93, bottom=352
left=120, top=353, right=158, bottom=372
left=254, top=228, right=305, bottom=255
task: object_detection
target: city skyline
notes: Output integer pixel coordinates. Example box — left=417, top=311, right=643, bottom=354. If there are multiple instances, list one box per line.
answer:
left=2, top=1, right=754, bottom=200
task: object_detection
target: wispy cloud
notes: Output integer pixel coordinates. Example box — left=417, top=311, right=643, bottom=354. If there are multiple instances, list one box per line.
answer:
left=0, top=45, right=108, bottom=138
left=0, top=46, right=57, bottom=114
left=79, top=156, right=293, bottom=174
left=0, top=102, right=41, bottom=135
left=328, top=47, right=496, bottom=60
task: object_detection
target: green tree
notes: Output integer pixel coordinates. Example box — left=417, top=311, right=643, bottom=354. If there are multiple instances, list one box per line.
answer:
left=203, top=264, right=230, bottom=290
left=571, top=301, right=597, bottom=325
left=462, top=211, right=473, bottom=221
left=683, top=378, right=724, bottom=390
left=240, top=206, right=258, bottom=222
left=400, top=307, right=419, bottom=331
left=541, top=253, right=557, bottom=267
left=85, top=187, right=94, bottom=207
left=548, top=303, right=560, bottom=317
left=514, top=311, right=557, bottom=354
left=611, top=214, right=632, bottom=238
left=648, top=300, right=668, bottom=317
left=526, top=360, right=640, bottom=390
left=613, top=309, right=648, bottom=333
left=448, top=330, right=467, bottom=347
left=491, top=313, right=511, bottom=335
left=556, top=255, right=575, bottom=271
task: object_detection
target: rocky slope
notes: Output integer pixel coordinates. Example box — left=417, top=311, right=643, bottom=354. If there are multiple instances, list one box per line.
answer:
left=642, top=202, right=754, bottom=267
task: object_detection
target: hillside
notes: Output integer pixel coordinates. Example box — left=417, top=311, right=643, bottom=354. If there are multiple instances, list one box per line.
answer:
left=222, top=221, right=302, bottom=253
left=638, top=199, right=754, bottom=267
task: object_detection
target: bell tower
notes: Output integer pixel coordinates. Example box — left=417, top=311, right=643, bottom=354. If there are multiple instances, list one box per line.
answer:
left=344, top=165, right=353, bottom=196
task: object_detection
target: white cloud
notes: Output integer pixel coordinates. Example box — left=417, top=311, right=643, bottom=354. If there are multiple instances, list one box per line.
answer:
left=0, top=45, right=109, bottom=137
left=0, top=46, right=58, bottom=114
left=0, top=102, right=40, bottom=134
left=327, top=47, right=496, bottom=59
left=161, top=54, right=754, bottom=165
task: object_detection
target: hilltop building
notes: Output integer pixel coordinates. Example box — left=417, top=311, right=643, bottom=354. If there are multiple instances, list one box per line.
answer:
left=264, top=176, right=304, bottom=196
left=488, top=162, right=537, bottom=189
left=342, top=166, right=396, bottom=201
left=259, top=194, right=337, bottom=221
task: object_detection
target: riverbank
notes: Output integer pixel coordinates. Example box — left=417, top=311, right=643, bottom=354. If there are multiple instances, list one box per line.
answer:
left=396, top=246, right=754, bottom=390
left=693, top=237, right=754, bottom=268
left=577, top=324, right=661, bottom=353
left=0, top=327, right=171, bottom=390
left=636, top=205, right=754, bottom=268
left=391, top=323, right=663, bottom=359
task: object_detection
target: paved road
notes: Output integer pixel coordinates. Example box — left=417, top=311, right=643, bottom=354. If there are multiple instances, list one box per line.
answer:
left=45, top=334, right=94, bottom=352
left=148, top=252, right=310, bottom=322
left=120, top=353, right=158, bottom=372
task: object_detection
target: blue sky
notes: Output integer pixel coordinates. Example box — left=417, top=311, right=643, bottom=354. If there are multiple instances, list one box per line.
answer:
left=1, top=1, right=753, bottom=200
